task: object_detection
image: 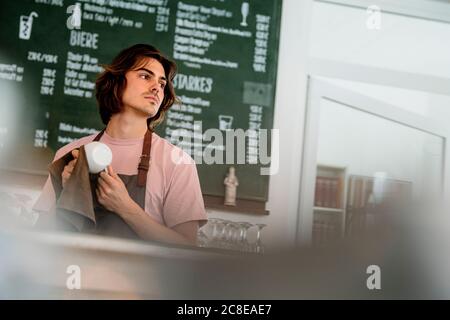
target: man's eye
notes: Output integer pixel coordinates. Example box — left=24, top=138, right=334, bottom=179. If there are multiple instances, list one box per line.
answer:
left=140, top=74, right=150, bottom=80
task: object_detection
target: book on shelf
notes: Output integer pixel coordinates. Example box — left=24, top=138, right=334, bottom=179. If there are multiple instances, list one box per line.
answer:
left=314, top=176, right=342, bottom=209
left=345, top=174, right=412, bottom=235
left=312, top=218, right=339, bottom=246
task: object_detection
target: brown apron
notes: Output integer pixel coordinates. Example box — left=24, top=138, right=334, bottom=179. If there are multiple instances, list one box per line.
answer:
left=40, top=129, right=152, bottom=240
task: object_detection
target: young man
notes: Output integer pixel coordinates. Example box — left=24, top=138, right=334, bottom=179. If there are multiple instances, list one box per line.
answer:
left=33, top=44, right=207, bottom=246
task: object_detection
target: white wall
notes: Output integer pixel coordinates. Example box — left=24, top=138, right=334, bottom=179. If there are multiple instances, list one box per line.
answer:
left=309, top=1, right=450, bottom=78
left=314, top=77, right=449, bottom=200
left=319, top=77, right=450, bottom=123
left=308, top=0, right=450, bottom=205
left=316, top=98, right=443, bottom=198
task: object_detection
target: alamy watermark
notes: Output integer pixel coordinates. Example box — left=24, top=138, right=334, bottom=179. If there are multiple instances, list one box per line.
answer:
left=366, top=5, right=381, bottom=30
left=66, top=3, right=82, bottom=30
left=167, top=121, right=279, bottom=176
left=366, top=264, right=381, bottom=290
left=66, top=264, right=81, bottom=290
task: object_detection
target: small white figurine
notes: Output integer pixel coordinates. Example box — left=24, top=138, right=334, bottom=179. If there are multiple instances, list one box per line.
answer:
left=224, top=166, right=239, bottom=206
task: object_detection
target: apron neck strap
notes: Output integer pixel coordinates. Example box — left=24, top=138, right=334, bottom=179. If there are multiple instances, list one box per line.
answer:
left=137, top=129, right=152, bottom=187
left=93, top=129, right=105, bottom=142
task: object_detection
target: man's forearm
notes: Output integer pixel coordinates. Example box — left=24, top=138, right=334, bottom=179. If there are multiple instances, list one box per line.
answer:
left=118, top=200, right=194, bottom=246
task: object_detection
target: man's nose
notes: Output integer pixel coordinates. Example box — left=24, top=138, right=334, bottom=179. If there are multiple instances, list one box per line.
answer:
left=149, top=80, right=160, bottom=93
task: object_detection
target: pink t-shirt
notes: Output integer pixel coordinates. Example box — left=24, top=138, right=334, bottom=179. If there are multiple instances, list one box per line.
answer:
left=33, top=131, right=207, bottom=228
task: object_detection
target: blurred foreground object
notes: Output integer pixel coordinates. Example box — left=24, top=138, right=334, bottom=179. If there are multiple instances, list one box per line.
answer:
left=2, top=197, right=450, bottom=299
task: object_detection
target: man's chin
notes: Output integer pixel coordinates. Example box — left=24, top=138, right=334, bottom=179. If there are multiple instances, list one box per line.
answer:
left=123, top=104, right=158, bottom=118
left=140, top=105, right=158, bottom=117
left=147, top=108, right=158, bottom=118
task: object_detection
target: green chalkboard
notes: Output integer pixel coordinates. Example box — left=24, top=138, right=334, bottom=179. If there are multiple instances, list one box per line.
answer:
left=0, top=0, right=282, bottom=202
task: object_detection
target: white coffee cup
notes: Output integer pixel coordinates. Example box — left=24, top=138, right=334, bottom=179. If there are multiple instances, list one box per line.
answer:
left=84, top=142, right=113, bottom=174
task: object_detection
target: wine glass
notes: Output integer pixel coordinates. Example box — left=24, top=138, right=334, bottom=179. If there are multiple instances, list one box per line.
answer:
left=223, top=220, right=238, bottom=250
left=209, top=218, right=225, bottom=249
left=240, top=2, right=249, bottom=27
left=237, top=222, right=253, bottom=252
left=253, top=223, right=267, bottom=254
left=197, top=226, right=208, bottom=247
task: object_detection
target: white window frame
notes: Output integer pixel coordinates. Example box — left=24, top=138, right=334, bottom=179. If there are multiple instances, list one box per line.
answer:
left=296, top=76, right=450, bottom=246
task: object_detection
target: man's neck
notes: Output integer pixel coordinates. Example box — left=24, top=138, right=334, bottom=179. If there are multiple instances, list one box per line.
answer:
left=105, top=112, right=148, bottom=139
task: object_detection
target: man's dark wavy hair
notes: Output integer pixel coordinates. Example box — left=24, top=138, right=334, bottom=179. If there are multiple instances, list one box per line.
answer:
left=95, top=44, right=178, bottom=130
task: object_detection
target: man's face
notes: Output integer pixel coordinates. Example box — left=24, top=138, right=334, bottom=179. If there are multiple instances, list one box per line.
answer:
left=121, top=57, right=167, bottom=118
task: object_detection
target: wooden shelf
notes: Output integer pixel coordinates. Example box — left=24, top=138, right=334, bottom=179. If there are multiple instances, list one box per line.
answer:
left=203, top=195, right=269, bottom=215
left=313, top=206, right=345, bottom=213
left=313, top=165, right=348, bottom=246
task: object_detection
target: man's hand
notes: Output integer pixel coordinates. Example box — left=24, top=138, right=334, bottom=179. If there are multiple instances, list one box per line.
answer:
left=62, top=149, right=79, bottom=188
left=96, top=165, right=198, bottom=246
left=96, top=165, right=136, bottom=215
